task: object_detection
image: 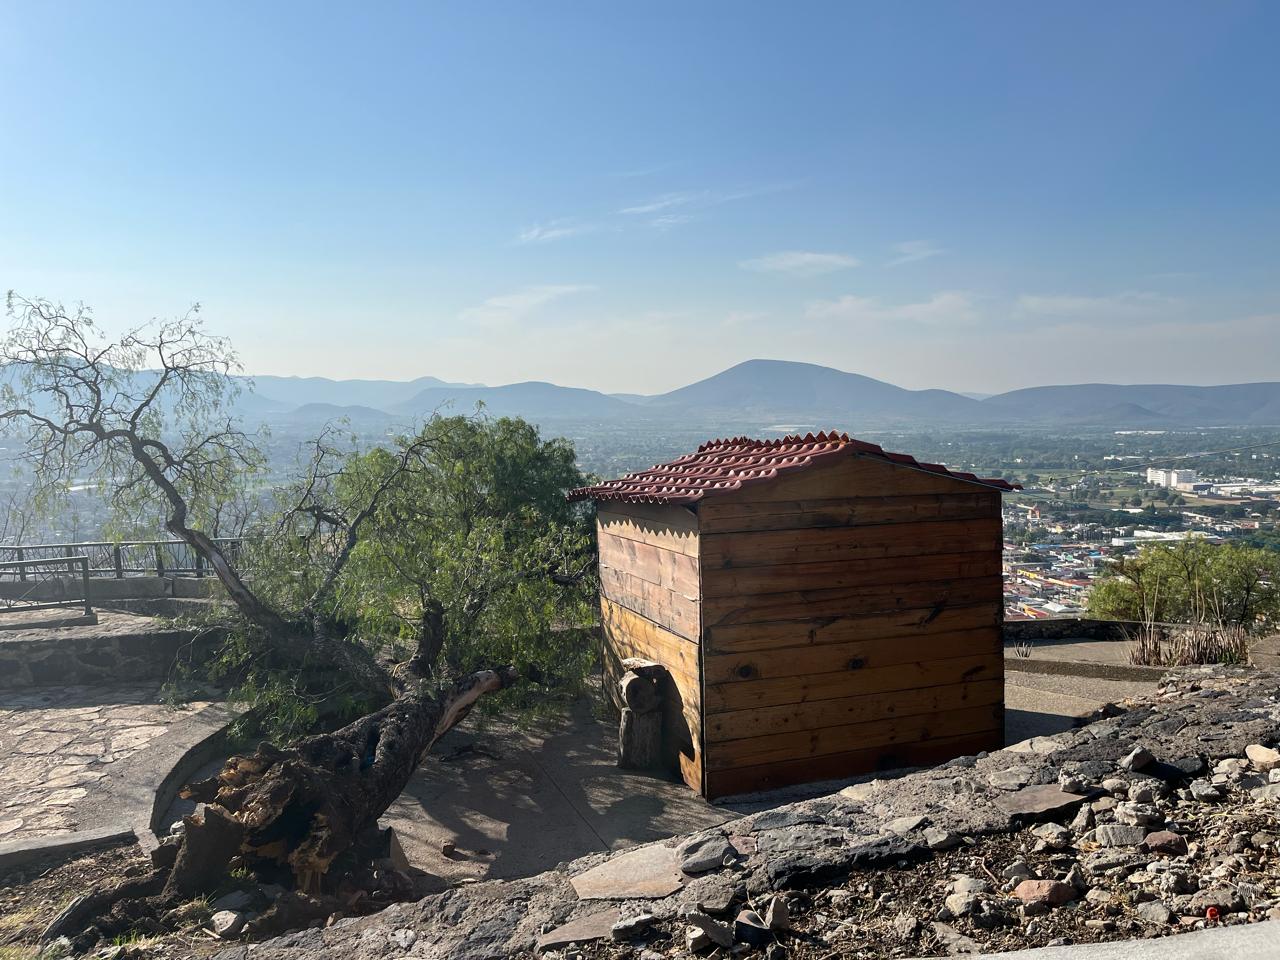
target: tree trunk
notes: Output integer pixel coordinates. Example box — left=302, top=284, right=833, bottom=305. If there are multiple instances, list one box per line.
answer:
left=49, top=666, right=520, bottom=945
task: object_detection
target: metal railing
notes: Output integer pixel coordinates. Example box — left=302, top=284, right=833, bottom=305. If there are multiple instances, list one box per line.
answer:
left=0, top=555, right=93, bottom=617
left=0, top=538, right=243, bottom=580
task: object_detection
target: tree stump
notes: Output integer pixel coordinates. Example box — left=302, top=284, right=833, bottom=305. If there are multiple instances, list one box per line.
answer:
left=617, top=665, right=665, bottom=770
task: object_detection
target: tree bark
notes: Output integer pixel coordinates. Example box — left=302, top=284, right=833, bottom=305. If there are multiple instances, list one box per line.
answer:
left=50, top=666, right=521, bottom=945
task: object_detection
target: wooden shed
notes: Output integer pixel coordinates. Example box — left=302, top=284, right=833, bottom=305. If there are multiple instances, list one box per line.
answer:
left=568, top=431, right=1018, bottom=799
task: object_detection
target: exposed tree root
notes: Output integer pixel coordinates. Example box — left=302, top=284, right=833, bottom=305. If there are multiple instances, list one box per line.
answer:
left=46, top=666, right=520, bottom=949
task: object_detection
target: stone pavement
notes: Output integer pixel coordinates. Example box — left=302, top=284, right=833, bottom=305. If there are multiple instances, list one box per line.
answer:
left=0, top=682, right=230, bottom=845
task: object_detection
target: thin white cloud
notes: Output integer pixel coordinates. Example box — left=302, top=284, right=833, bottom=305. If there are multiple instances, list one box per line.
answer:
left=886, top=240, right=945, bottom=267
left=1016, top=291, right=1180, bottom=323
left=806, top=291, right=978, bottom=327
left=649, top=214, right=693, bottom=230
left=458, top=284, right=595, bottom=327
left=515, top=219, right=595, bottom=244
left=740, top=250, right=861, bottom=278
left=618, top=192, right=701, bottom=215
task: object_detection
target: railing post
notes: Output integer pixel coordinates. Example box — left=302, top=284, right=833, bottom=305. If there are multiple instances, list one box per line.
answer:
left=195, top=551, right=205, bottom=578
left=114, top=545, right=124, bottom=579
left=154, top=543, right=166, bottom=578
left=16, top=546, right=25, bottom=582
left=80, top=556, right=92, bottom=617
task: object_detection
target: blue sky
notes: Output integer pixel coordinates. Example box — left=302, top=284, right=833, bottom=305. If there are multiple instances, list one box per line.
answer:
left=2, top=2, right=1278, bottom=394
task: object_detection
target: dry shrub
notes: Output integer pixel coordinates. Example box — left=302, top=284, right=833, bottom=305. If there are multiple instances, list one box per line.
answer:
left=1128, top=622, right=1251, bottom=667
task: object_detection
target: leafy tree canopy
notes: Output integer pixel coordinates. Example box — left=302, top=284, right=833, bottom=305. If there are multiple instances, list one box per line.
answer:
left=1087, top=539, right=1280, bottom=630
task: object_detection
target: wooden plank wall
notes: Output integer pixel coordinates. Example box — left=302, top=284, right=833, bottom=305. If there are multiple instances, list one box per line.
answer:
left=698, top=455, right=1005, bottom=798
left=597, top=504, right=704, bottom=791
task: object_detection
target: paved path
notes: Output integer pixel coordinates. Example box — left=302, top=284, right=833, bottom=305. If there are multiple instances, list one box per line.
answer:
left=0, top=682, right=230, bottom=845
left=380, top=698, right=734, bottom=887
left=1005, top=670, right=1158, bottom=742
left=930, top=919, right=1279, bottom=959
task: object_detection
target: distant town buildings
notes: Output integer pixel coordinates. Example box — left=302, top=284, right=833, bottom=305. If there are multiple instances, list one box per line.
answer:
left=1147, top=467, right=1198, bottom=488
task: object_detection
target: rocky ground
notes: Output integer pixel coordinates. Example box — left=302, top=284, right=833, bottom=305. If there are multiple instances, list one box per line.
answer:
left=4, top=667, right=1279, bottom=960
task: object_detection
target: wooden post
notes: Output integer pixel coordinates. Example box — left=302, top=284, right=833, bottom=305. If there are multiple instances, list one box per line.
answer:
left=195, top=551, right=205, bottom=578
left=16, top=546, right=25, bottom=582
left=113, top=545, right=124, bottom=580
left=154, top=543, right=166, bottom=578
left=79, top=556, right=92, bottom=617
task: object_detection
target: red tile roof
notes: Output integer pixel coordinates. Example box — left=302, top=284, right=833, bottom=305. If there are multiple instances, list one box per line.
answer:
left=567, top=431, right=1019, bottom=505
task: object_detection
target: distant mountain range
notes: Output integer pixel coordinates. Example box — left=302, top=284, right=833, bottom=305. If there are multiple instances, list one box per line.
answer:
left=226, top=360, right=1280, bottom=429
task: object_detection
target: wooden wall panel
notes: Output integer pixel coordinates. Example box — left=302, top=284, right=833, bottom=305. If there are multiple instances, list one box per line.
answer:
left=702, top=553, right=1000, bottom=598
left=702, top=575, right=1002, bottom=627
left=706, top=677, right=1002, bottom=743
left=599, top=532, right=699, bottom=594
left=704, top=625, right=1001, bottom=685
left=704, top=652, right=1002, bottom=713
left=700, top=518, right=1002, bottom=569
left=704, top=729, right=1003, bottom=799
left=696, top=492, right=999, bottom=534
left=599, top=563, right=700, bottom=640
left=598, top=505, right=699, bottom=558
left=705, top=702, right=1003, bottom=770
left=601, top=597, right=703, bottom=792
left=704, top=602, right=1001, bottom=655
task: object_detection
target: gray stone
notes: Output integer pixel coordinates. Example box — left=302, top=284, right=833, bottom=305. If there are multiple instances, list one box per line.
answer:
left=989, top=765, right=1034, bottom=791
left=1031, top=822, right=1072, bottom=849
left=945, top=892, right=978, bottom=917
left=1095, top=824, right=1148, bottom=847
left=683, top=910, right=733, bottom=948
left=1070, top=804, right=1094, bottom=833
left=762, top=895, right=790, bottom=931
left=1121, top=745, right=1156, bottom=772
left=1135, top=900, right=1172, bottom=925
left=1190, top=887, right=1244, bottom=915
left=678, top=835, right=734, bottom=874
left=950, top=876, right=991, bottom=896
left=886, top=814, right=928, bottom=834
left=925, top=827, right=960, bottom=850
left=1190, top=779, right=1224, bottom=802
left=1115, top=802, right=1163, bottom=827
left=609, top=913, right=654, bottom=940
left=210, top=910, right=247, bottom=939
left=931, top=921, right=981, bottom=954
left=1002, top=860, right=1035, bottom=882
left=1102, top=777, right=1130, bottom=796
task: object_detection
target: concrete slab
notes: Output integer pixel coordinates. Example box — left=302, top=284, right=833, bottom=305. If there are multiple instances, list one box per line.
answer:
left=380, top=699, right=734, bottom=885
left=924, top=918, right=1280, bottom=959
left=1005, top=672, right=1158, bottom=743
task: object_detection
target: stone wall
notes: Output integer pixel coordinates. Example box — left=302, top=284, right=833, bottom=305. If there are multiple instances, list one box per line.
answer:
left=0, top=576, right=220, bottom=604
left=0, top=614, right=210, bottom=689
left=1003, top=617, right=1173, bottom=644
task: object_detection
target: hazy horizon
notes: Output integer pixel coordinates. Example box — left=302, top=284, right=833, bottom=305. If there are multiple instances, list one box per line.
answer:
left=4, top=2, right=1278, bottom=394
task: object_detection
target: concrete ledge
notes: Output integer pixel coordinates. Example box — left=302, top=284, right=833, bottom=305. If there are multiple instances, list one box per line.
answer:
left=0, top=826, right=138, bottom=873
left=932, top=918, right=1280, bottom=959
left=1004, top=655, right=1170, bottom=682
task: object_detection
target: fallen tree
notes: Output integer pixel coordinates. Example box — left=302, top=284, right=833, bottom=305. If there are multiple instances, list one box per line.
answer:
left=1, top=295, right=593, bottom=945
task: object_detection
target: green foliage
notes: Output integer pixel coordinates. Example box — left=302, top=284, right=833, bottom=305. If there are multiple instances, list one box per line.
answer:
left=1088, top=539, right=1280, bottom=630
left=242, top=415, right=599, bottom=722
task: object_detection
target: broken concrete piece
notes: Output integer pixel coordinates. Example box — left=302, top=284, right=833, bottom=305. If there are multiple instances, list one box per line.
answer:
left=993, top=784, right=1088, bottom=819
left=571, top=845, right=685, bottom=900
left=536, top=909, right=620, bottom=952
